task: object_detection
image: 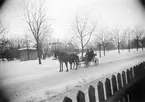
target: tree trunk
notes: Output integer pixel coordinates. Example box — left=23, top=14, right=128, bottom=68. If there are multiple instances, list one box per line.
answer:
left=122, top=44, right=124, bottom=51
left=37, top=39, right=42, bottom=64
left=118, top=42, right=120, bottom=54
left=128, top=43, right=130, bottom=52
left=137, top=36, right=138, bottom=51
left=128, top=39, right=130, bottom=52
left=103, top=45, right=105, bottom=56
left=102, top=42, right=105, bottom=56
left=81, top=45, right=84, bottom=58
left=99, top=43, right=101, bottom=58
left=142, top=40, right=144, bottom=50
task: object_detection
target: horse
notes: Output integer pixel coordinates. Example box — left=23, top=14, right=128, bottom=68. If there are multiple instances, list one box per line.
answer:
left=69, top=53, right=79, bottom=70
left=55, top=51, right=70, bottom=72
left=54, top=51, right=80, bottom=71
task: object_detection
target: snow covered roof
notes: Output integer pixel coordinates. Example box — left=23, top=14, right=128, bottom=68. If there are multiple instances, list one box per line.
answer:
left=18, top=47, right=37, bottom=51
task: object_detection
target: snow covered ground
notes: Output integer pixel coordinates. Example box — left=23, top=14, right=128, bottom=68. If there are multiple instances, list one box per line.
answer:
left=0, top=49, right=145, bottom=102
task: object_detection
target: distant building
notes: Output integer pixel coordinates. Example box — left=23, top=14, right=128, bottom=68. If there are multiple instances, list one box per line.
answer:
left=50, top=42, right=79, bottom=54
left=18, top=47, right=37, bottom=61
left=50, top=42, right=64, bottom=52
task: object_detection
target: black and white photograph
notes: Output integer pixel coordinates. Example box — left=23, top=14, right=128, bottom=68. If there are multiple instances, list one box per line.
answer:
left=0, top=0, right=145, bottom=102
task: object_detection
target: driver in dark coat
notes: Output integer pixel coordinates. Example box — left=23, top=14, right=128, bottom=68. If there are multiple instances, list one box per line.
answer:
left=88, top=48, right=94, bottom=62
left=85, top=49, right=89, bottom=59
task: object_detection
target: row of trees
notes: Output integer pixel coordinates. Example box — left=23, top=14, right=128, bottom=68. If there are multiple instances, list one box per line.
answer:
left=0, top=32, right=52, bottom=61
left=72, top=14, right=145, bottom=58
left=0, top=0, right=145, bottom=64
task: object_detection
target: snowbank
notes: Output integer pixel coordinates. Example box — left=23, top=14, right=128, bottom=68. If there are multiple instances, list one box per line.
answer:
left=0, top=48, right=145, bottom=102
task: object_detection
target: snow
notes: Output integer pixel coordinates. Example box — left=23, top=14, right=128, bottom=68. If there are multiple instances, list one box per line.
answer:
left=0, top=48, right=145, bottom=102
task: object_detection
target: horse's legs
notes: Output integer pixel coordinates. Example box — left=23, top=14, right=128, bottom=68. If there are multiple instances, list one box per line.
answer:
left=70, top=62, right=72, bottom=69
left=75, top=61, right=78, bottom=70
left=73, top=61, right=75, bottom=70
left=65, top=62, right=68, bottom=72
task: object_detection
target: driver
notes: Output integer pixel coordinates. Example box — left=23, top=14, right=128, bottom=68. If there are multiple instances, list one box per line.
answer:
left=85, top=49, right=89, bottom=59
left=88, top=48, right=94, bottom=61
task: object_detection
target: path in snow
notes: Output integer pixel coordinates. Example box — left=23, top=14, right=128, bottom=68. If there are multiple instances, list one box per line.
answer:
left=0, top=49, right=145, bottom=102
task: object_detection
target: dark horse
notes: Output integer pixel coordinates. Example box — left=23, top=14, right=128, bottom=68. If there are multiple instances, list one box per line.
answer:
left=56, top=51, right=69, bottom=72
left=69, top=53, right=79, bottom=70
left=54, top=51, right=79, bottom=72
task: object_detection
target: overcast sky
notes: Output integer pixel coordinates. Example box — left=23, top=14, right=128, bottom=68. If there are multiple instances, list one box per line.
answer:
left=0, top=0, right=145, bottom=40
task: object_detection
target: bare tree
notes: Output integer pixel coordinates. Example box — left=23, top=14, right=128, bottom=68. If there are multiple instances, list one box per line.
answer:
left=94, top=41, right=102, bottom=58
left=110, top=28, right=121, bottom=54
left=0, top=21, right=6, bottom=42
left=0, top=21, right=8, bottom=60
left=95, top=29, right=110, bottom=56
left=67, top=37, right=80, bottom=54
left=39, top=33, right=52, bottom=59
left=86, top=41, right=94, bottom=49
left=72, top=14, right=97, bottom=57
left=120, top=30, right=127, bottom=51
left=69, top=36, right=79, bottom=49
left=16, top=37, right=26, bottom=49
left=140, top=30, right=145, bottom=50
left=133, top=27, right=144, bottom=51
left=94, top=37, right=102, bottom=58
left=22, top=0, right=52, bottom=64
left=124, top=28, right=132, bottom=52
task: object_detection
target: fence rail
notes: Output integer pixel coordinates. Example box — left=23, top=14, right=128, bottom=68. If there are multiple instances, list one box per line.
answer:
left=49, top=61, right=145, bottom=102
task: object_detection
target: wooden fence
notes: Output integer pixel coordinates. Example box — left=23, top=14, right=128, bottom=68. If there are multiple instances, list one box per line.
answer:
left=49, top=61, right=145, bottom=102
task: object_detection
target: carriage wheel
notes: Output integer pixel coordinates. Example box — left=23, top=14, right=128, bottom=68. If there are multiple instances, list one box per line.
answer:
left=93, top=58, right=99, bottom=66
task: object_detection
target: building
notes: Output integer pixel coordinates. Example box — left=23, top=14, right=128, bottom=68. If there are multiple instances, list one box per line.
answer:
left=18, top=47, right=37, bottom=61
left=50, top=42, right=64, bottom=52
left=50, top=42, right=79, bottom=54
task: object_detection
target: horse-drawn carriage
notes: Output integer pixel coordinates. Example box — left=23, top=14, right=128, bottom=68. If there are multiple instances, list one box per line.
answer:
left=79, top=53, right=99, bottom=67
left=53, top=50, right=99, bottom=72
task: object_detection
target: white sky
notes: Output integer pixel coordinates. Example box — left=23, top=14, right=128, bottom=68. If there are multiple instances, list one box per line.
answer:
left=0, top=0, right=145, bottom=40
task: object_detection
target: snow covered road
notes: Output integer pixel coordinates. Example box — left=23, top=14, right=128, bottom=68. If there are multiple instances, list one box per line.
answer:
left=0, top=49, right=145, bottom=102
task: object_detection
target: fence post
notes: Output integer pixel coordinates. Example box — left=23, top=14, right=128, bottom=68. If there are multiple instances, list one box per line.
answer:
left=127, top=69, right=131, bottom=84
left=105, top=78, right=112, bottom=99
left=132, top=66, right=135, bottom=79
left=122, top=71, right=127, bottom=87
left=130, top=68, right=133, bottom=81
left=77, top=91, right=85, bottom=102
left=134, top=65, right=138, bottom=78
left=88, top=85, right=96, bottom=102
left=63, top=97, right=72, bottom=102
left=124, top=95, right=129, bottom=102
left=117, top=73, right=122, bottom=90
left=97, top=81, right=105, bottom=102
left=111, top=75, right=118, bottom=94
